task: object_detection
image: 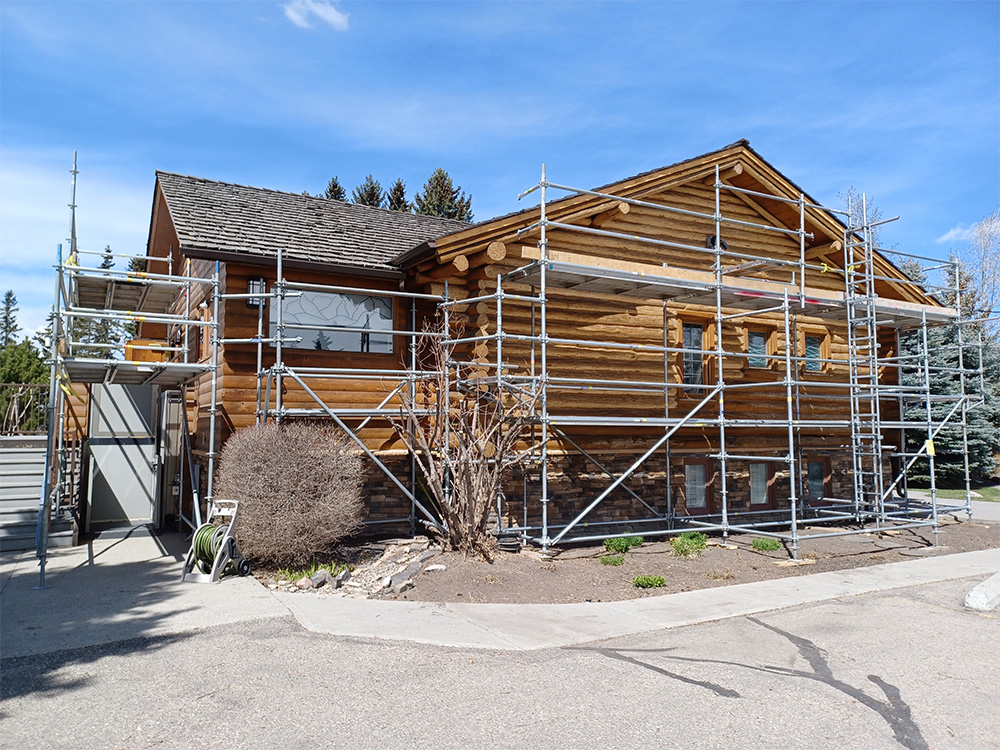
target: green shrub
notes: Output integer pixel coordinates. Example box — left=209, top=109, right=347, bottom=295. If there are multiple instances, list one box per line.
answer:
left=603, top=536, right=644, bottom=554
left=670, top=531, right=707, bottom=557
left=600, top=554, right=625, bottom=566
left=633, top=575, right=666, bottom=589
left=752, top=537, right=782, bottom=552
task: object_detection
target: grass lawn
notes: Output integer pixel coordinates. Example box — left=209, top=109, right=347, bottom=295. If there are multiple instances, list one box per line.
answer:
left=910, top=484, right=1000, bottom=502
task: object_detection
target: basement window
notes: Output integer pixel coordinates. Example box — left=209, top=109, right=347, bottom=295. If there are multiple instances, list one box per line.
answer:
left=748, top=462, right=775, bottom=508
left=270, top=291, right=394, bottom=353
left=684, top=460, right=713, bottom=514
left=806, top=456, right=831, bottom=501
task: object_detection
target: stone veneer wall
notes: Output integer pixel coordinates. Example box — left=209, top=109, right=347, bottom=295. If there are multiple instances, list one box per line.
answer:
left=498, top=448, right=855, bottom=531
left=360, top=447, right=858, bottom=537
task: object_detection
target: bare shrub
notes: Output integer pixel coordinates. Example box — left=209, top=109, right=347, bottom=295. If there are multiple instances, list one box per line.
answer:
left=214, top=422, right=366, bottom=568
left=391, top=317, right=535, bottom=559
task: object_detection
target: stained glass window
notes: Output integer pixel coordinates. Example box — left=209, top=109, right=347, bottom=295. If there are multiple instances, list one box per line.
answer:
left=805, top=335, right=822, bottom=372
left=683, top=322, right=704, bottom=393
left=270, top=291, right=393, bottom=353
left=747, top=330, right=768, bottom=368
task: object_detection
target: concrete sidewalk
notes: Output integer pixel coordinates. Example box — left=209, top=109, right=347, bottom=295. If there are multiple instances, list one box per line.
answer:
left=0, top=527, right=288, bottom=660
left=3, top=525, right=998, bottom=658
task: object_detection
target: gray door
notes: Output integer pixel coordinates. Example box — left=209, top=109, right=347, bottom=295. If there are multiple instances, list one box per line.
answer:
left=87, top=384, right=159, bottom=530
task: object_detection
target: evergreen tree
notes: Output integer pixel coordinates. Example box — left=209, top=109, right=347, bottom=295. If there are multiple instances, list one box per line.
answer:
left=324, top=177, right=347, bottom=202
left=351, top=174, right=385, bottom=207
left=71, top=246, right=128, bottom=358
left=901, top=261, right=1000, bottom=485
left=414, top=168, right=473, bottom=221
left=386, top=178, right=411, bottom=212
left=1, top=290, right=20, bottom=348
left=0, top=339, right=47, bottom=383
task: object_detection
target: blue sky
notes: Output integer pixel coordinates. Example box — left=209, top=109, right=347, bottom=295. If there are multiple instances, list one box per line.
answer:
left=1, top=0, right=997, bottom=333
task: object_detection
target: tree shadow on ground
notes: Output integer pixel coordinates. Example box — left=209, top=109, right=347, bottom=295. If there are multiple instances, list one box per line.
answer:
left=567, top=616, right=928, bottom=750
left=0, top=529, right=197, bottom=703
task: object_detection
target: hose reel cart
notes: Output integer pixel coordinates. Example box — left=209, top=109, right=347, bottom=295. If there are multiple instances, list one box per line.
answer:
left=181, top=498, right=252, bottom=583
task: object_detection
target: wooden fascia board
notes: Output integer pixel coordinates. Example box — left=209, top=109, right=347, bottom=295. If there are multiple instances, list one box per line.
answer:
left=179, top=246, right=404, bottom=281
left=435, top=146, right=752, bottom=262
left=738, top=156, right=933, bottom=307
left=145, top=181, right=163, bottom=257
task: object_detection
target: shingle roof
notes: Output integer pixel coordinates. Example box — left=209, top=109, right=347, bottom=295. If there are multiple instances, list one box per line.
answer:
left=156, top=171, right=469, bottom=272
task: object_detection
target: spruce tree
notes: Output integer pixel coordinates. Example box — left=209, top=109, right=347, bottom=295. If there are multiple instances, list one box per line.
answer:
left=1, top=290, right=20, bottom=348
left=351, top=174, right=385, bottom=208
left=414, top=168, right=473, bottom=221
left=324, top=177, right=347, bottom=202
left=900, top=261, right=1000, bottom=485
left=386, top=178, right=411, bottom=212
left=71, top=247, right=127, bottom=358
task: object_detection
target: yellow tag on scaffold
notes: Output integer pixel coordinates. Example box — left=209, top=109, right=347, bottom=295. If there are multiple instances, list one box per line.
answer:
left=925, top=440, right=935, bottom=456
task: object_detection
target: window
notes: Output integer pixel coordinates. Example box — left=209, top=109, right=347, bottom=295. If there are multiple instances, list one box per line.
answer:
left=804, top=335, right=822, bottom=372
left=747, top=330, right=769, bottom=368
left=798, top=327, right=830, bottom=374
left=684, top=460, right=713, bottom=514
left=682, top=322, right=704, bottom=394
left=247, top=278, right=267, bottom=308
left=806, top=457, right=831, bottom=503
left=749, top=462, right=774, bottom=508
left=270, top=291, right=394, bottom=353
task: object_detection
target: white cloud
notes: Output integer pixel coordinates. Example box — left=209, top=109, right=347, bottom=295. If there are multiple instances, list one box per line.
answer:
left=282, top=0, right=349, bottom=31
left=936, top=225, right=976, bottom=244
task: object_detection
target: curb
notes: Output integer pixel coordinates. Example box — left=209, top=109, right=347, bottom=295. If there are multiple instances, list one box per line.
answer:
left=273, top=547, right=1000, bottom=651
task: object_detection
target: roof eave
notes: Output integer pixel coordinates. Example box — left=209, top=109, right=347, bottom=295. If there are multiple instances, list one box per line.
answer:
left=180, top=246, right=403, bottom=281
left=391, top=239, right=436, bottom=269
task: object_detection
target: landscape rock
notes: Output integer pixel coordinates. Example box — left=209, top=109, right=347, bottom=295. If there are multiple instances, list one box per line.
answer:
left=295, top=576, right=314, bottom=589
left=424, top=564, right=447, bottom=573
left=310, top=569, right=333, bottom=589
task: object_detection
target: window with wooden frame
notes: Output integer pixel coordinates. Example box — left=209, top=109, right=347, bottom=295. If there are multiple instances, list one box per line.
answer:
left=269, top=290, right=395, bottom=353
left=677, top=316, right=715, bottom=396
left=744, top=327, right=777, bottom=370
left=683, top=459, right=714, bottom=515
left=805, top=455, right=832, bottom=504
left=798, top=326, right=831, bottom=374
left=748, top=462, right=776, bottom=509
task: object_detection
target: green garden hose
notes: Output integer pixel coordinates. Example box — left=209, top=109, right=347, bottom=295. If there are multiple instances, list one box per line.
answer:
left=192, top=523, right=226, bottom=574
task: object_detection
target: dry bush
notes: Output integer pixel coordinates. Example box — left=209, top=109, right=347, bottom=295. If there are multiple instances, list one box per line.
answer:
left=391, top=317, right=536, bottom=559
left=214, top=422, right=366, bottom=568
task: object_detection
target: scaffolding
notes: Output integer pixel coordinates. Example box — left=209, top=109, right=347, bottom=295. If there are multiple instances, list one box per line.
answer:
left=40, top=154, right=982, bottom=576
left=36, top=155, right=221, bottom=585
left=249, top=160, right=982, bottom=558
left=477, top=164, right=982, bottom=556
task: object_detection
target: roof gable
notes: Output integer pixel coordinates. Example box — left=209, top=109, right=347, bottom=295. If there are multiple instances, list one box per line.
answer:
left=425, top=141, right=930, bottom=305
left=155, top=172, right=468, bottom=273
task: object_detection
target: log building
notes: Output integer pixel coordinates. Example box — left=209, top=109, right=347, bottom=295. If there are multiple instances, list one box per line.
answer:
left=43, top=141, right=980, bottom=557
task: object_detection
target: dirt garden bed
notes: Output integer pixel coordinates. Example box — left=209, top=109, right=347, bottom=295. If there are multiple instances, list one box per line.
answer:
left=256, top=515, right=998, bottom=604
left=399, top=516, right=998, bottom=604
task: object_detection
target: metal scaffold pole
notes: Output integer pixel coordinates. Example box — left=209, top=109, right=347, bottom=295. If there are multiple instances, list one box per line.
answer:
left=538, top=164, right=551, bottom=554
left=713, top=164, right=730, bottom=539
